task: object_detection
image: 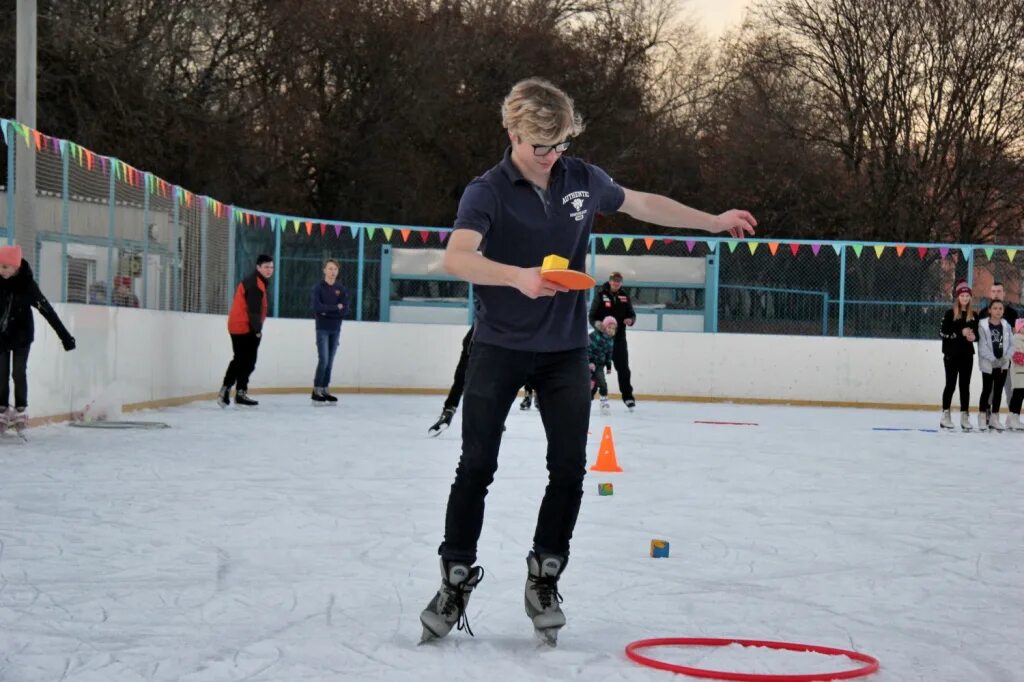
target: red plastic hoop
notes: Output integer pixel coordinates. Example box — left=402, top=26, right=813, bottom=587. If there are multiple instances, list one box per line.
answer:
left=625, top=637, right=880, bottom=681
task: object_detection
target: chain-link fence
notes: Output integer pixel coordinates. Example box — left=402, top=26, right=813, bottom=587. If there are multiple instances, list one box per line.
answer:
left=3, top=118, right=1022, bottom=338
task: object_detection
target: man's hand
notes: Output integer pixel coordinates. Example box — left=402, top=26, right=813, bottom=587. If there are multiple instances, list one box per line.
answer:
left=713, top=209, right=758, bottom=238
left=514, top=267, right=569, bottom=299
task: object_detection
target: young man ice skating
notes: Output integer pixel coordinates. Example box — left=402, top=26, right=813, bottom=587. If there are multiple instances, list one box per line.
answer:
left=218, top=255, right=273, bottom=407
left=419, top=77, right=756, bottom=645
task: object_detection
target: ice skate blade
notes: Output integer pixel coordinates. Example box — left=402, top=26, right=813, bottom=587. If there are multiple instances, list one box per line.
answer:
left=428, top=422, right=451, bottom=438
left=419, top=625, right=447, bottom=645
left=534, top=627, right=559, bottom=646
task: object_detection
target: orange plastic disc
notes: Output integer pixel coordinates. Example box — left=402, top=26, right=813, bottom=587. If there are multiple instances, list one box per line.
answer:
left=541, top=268, right=596, bottom=290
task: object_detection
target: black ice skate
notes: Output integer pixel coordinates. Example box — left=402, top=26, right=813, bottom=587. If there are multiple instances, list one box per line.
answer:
left=311, top=389, right=328, bottom=405
left=322, top=391, right=338, bottom=404
left=520, top=392, right=533, bottom=410
left=524, top=551, right=566, bottom=646
left=216, top=386, right=230, bottom=408
left=235, top=390, right=258, bottom=406
left=428, top=408, right=456, bottom=437
left=419, top=559, right=485, bottom=643
left=624, top=399, right=636, bottom=412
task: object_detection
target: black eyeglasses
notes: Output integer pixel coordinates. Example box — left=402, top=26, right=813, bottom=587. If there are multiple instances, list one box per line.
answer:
left=530, top=139, right=572, bottom=156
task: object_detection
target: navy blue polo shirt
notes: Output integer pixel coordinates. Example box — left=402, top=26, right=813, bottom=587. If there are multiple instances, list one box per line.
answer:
left=454, top=147, right=625, bottom=352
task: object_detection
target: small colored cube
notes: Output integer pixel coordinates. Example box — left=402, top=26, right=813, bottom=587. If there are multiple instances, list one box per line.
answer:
left=650, top=539, right=670, bottom=558
left=542, top=254, right=569, bottom=271
left=598, top=483, right=614, bottom=496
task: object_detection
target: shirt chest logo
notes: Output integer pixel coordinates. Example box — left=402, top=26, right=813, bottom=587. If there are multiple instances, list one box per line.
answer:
left=562, top=191, right=590, bottom=222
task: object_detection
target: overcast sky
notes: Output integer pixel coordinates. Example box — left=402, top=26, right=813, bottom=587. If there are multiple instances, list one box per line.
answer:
left=687, top=0, right=753, bottom=37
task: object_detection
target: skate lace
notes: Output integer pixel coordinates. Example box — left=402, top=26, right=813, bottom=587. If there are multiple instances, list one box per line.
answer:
left=528, top=574, right=563, bottom=610
left=441, top=567, right=484, bottom=637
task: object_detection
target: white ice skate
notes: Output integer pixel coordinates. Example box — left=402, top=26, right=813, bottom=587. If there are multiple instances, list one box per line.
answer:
left=525, top=552, right=566, bottom=646
left=419, top=559, right=485, bottom=643
left=978, top=412, right=989, bottom=432
left=990, top=413, right=1005, bottom=432
left=939, top=410, right=954, bottom=430
left=960, top=412, right=972, bottom=432
left=599, top=398, right=610, bottom=416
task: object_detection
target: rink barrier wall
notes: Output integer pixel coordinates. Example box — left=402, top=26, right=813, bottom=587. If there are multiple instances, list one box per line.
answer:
left=30, top=304, right=972, bottom=422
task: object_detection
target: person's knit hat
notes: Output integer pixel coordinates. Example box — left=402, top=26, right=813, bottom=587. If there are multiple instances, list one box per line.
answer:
left=602, top=316, right=618, bottom=328
left=954, top=279, right=971, bottom=297
left=0, top=245, right=23, bottom=268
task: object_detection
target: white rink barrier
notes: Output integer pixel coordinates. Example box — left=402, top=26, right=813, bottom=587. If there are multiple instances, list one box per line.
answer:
left=30, top=303, right=968, bottom=420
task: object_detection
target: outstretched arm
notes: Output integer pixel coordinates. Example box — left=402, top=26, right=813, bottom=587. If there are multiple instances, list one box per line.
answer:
left=618, top=188, right=757, bottom=238
left=30, top=282, right=75, bottom=350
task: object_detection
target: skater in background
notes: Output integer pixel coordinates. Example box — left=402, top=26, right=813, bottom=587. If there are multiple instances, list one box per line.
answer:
left=940, top=279, right=978, bottom=431
left=111, top=276, right=140, bottom=308
left=519, top=381, right=537, bottom=410
left=1006, top=319, right=1024, bottom=431
left=218, top=254, right=273, bottom=407
left=0, top=245, right=76, bottom=434
left=429, top=325, right=507, bottom=437
left=978, top=281, right=1018, bottom=408
left=311, top=258, right=347, bottom=404
left=588, top=316, right=617, bottom=414
left=420, top=77, right=756, bottom=646
left=589, top=271, right=637, bottom=409
left=977, top=298, right=1013, bottom=431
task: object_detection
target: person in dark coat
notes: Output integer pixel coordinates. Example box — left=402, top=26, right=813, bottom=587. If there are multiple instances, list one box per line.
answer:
left=218, top=254, right=274, bottom=407
left=588, top=271, right=637, bottom=409
left=0, top=245, right=76, bottom=431
left=939, top=279, right=979, bottom=431
left=310, top=259, right=348, bottom=403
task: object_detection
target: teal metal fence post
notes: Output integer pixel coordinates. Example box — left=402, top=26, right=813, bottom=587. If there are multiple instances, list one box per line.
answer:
left=106, top=162, right=116, bottom=305
left=141, top=172, right=150, bottom=308
left=199, top=198, right=209, bottom=313
left=379, top=244, right=392, bottom=322
left=356, top=226, right=365, bottom=321
left=837, top=244, right=847, bottom=337
left=171, top=189, right=180, bottom=311
left=272, top=219, right=282, bottom=317
left=703, top=252, right=719, bottom=333
left=60, top=141, right=70, bottom=302
left=821, top=294, right=829, bottom=336
left=226, top=206, right=236, bottom=311
left=4, top=121, right=13, bottom=244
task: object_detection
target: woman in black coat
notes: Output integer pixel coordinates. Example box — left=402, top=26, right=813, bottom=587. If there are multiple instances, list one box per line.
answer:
left=0, top=245, right=76, bottom=431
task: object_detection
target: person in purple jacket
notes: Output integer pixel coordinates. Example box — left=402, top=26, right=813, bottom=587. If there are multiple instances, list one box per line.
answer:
left=310, top=259, right=347, bottom=403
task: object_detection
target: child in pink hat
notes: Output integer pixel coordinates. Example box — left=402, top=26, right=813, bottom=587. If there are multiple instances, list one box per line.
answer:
left=0, top=245, right=76, bottom=435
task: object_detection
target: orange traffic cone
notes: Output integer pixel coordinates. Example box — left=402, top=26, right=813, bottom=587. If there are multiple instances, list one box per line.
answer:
left=590, top=425, right=623, bottom=472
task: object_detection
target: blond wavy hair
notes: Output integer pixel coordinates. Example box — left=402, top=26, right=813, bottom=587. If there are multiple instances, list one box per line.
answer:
left=501, top=78, right=585, bottom=144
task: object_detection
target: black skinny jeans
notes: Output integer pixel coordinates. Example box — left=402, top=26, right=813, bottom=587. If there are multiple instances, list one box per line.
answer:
left=222, top=333, right=262, bottom=391
left=942, top=354, right=973, bottom=412
left=439, top=342, right=590, bottom=564
left=980, top=368, right=1007, bottom=414
left=0, top=346, right=30, bottom=408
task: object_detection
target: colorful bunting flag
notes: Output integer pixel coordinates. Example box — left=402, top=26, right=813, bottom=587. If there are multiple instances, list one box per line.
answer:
left=440, top=230, right=450, bottom=243
left=960, top=247, right=971, bottom=260
left=663, top=238, right=673, bottom=245
left=400, top=229, right=411, bottom=243
left=383, top=227, right=394, bottom=241
left=349, top=224, right=359, bottom=238
left=335, top=224, right=343, bottom=238
left=789, top=243, right=800, bottom=256
left=747, top=242, right=759, bottom=255
left=1008, top=249, right=1017, bottom=263
left=685, top=239, right=696, bottom=253
left=705, top=241, right=717, bottom=252
left=811, top=243, right=821, bottom=256
left=832, top=243, right=842, bottom=255
left=768, top=242, right=779, bottom=255
left=420, top=230, right=430, bottom=244
left=895, top=245, right=906, bottom=257
left=644, top=238, right=654, bottom=250
left=726, top=240, right=738, bottom=253
left=319, top=223, right=326, bottom=236
left=623, top=238, right=634, bottom=251
left=851, top=244, right=864, bottom=258
left=917, top=247, right=927, bottom=259
left=939, top=247, right=949, bottom=259
left=984, top=247, right=994, bottom=260
left=600, top=236, right=612, bottom=249
left=873, top=245, right=884, bottom=259
left=367, top=227, right=377, bottom=240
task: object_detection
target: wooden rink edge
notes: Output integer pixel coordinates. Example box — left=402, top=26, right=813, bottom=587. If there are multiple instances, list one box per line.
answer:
left=30, top=389, right=939, bottom=428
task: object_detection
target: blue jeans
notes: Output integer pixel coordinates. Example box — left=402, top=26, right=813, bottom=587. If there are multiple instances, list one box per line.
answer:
left=314, top=328, right=341, bottom=388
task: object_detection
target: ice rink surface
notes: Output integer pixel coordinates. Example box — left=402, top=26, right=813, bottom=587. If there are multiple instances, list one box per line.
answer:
left=1, top=395, right=1021, bottom=681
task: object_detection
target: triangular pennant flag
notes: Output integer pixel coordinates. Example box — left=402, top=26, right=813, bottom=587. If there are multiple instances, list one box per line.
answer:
left=789, top=243, right=800, bottom=256
left=726, top=240, right=738, bottom=253
left=400, top=229, right=411, bottom=242
left=1007, top=249, right=1017, bottom=263
left=873, top=245, right=885, bottom=259
left=643, top=238, right=654, bottom=250
left=747, top=242, right=759, bottom=255
left=32, top=130, right=43, bottom=151
left=960, top=247, right=971, bottom=260
left=685, top=239, right=696, bottom=253
left=383, top=227, right=394, bottom=241
left=831, top=243, right=842, bottom=255
left=663, top=238, right=673, bottom=244
left=367, top=226, right=377, bottom=240
left=895, top=245, right=906, bottom=257
left=600, top=236, right=612, bottom=249
left=768, top=242, right=779, bottom=255
left=17, top=122, right=30, bottom=148
left=349, top=224, right=359, bottom=238
left=984, top=247, right=994, bottom=260
left=852, top=244, right=864, bottom=258
left=706, top=241, right=717, bottom=252
left=304, top=220, right=313, bottom=236
left=334, top=224, right=342, bottom=237
left=419, top=230, right=430, bottom=244
left=0, top=119, right=9, bottom=146
left=319, top=223, right=326, bottom=236
left=917, top=246, right=927, bottom=259
left=939, top=247, right=949, bottom=259
left=811, top=243, right=821, bottom=256
left=623, top=238, right=634, bottom=251
left=58, top=139, right=68, bottom=156
left=440, top=230, right=450, bottom=243
left=259, top=215, right=267, bottom=229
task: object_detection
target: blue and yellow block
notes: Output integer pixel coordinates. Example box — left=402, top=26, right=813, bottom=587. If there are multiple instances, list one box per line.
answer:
left=598, top=483, right=614, bottom=496
left=650, top=539, right=670, bottom=558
